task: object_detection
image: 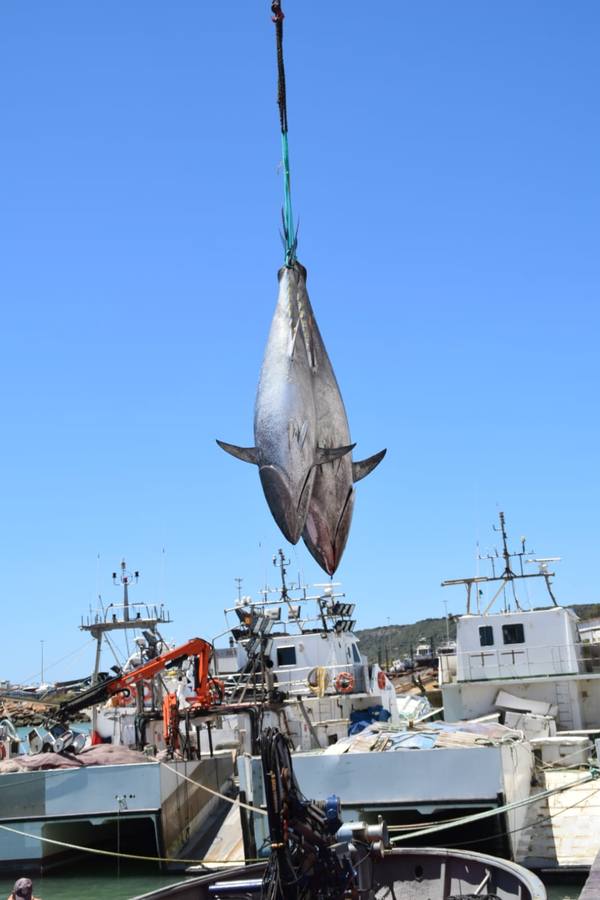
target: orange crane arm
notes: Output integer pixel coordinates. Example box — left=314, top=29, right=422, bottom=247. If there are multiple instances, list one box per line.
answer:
left=116, top=637, right=212, bottom=688
left=113, top=636, right=216, bottom=707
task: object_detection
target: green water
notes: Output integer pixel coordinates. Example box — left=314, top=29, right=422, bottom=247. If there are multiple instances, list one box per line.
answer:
left=546, top=885, right=585, bottom=900
left=0, top=862, right=189, bottom=900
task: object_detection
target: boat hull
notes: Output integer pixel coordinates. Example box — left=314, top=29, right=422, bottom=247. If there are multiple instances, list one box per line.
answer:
left=0, top=755, right=233, bottom=874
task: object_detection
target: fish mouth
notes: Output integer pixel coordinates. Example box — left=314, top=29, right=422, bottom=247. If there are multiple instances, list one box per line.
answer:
left=303, top=488, right=355, bottom=575
left=259, top=466, right=308, bottom=544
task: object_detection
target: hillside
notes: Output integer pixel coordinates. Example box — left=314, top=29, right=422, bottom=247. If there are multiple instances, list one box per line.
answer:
left=355, top=603, right=600, bottom=665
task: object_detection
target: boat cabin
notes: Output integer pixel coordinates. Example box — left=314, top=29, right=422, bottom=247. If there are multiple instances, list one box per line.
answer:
left=266, top=628, right=365, bottom=695
left=454, top=606, right=582, bottom=682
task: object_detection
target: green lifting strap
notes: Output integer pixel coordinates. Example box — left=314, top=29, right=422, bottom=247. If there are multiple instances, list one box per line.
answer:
left=280, top=131, right=296, bottom=265
left=272, top=1, right=297, bottom=266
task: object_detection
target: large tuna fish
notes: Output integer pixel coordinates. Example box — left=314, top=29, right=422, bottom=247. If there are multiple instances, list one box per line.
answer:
left=217, top=262, right=353, bottom=544
left=302, top=311, right=386, bottom=575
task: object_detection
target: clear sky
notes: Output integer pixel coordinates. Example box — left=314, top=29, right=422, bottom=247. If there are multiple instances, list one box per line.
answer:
left=1, top=2, right=598, bottom=684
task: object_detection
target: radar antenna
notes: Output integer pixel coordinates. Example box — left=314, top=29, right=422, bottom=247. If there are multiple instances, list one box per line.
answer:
left=526, top=558, right=561, bottom=605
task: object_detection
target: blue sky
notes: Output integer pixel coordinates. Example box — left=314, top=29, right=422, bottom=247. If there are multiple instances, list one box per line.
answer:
left=0, top=2, right=598, bottom=683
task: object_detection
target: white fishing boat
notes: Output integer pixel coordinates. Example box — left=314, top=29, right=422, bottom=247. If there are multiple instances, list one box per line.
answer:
left=413, top=637, right=436, bottom=667
left=203, top=550, right=400, bottom=755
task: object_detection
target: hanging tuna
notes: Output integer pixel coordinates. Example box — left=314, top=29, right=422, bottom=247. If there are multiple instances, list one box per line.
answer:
left=217, top=2, right=385, bottom=573
left=217, top=262, right=354, bottom=545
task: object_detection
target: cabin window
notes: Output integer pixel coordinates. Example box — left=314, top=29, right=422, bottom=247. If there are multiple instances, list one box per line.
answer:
left=479, top=626, right=494, bottom=647
left=502, top=624, right=525, bottom=645
left=276, top=646, right=297, bottom=667
left=352, top=643, right=361, bottom=663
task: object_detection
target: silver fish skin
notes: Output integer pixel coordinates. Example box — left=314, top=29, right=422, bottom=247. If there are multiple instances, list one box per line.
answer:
left=302, top=314, right=386, bottom=575
left=217, top=262, right=353, bottom=544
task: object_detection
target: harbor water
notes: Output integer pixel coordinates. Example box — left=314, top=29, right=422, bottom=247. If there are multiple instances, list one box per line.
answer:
left=0, top=862, right=186, bottom=900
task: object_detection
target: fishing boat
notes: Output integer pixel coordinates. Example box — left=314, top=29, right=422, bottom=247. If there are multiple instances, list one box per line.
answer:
left=205, top=550, right=400, bottom=755
left=413, top=637, right=436, bottom=667
left=0, top=562, right=235, bottom=875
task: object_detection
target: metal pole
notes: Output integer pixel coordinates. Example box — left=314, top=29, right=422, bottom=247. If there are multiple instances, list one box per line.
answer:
left=122, top=560, right=130, bottom=622
left=40, top=640, right=45, bottom=684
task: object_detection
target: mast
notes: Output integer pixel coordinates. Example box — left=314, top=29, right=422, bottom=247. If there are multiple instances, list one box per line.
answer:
left=442, top=512, right=560, bottom=613
left=82, top=562, right=172, bottom=682
left=81, top=560, right=173, bottom=734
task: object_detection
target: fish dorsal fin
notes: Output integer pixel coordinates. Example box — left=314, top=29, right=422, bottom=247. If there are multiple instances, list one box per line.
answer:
left=315, top=443, right=356, bottom=465
left=216, top=440, right=258, bottom=465
left=352, top=449, right=386, bottom=482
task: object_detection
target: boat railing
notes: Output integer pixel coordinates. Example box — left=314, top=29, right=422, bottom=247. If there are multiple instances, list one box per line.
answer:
left=439, top=641, right=600, bottom=684
left=81, top=600, right=172, bottom=628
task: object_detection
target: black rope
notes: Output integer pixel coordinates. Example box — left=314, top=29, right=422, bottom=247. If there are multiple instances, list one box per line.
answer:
left=271, top=1, right=288, bottom=134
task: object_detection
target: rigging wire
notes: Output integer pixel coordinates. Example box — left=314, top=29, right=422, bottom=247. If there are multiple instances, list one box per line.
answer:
left=434, top=783, right=600, bottom=851
left=18, top=638, right=97, bottom=686
left=389, top=770, right=599, bottom=844
left=103, top=632, right=125, bottom=670
left=0, top=820, right=263, bottom=866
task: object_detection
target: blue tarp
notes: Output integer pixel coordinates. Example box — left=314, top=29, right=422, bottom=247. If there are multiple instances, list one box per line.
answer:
left=348, top=705, right=392, bottom=736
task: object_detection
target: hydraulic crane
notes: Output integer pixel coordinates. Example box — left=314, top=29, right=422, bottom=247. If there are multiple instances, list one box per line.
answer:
left=54, top=636, right=221, bottom=721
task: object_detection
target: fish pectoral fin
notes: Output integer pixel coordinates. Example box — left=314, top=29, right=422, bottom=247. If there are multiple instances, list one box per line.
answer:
left=315, top=443, right=356, bottom=465
left=352, top=448, right=387, bottom=482
left=216, top=440, right=259, bottom=465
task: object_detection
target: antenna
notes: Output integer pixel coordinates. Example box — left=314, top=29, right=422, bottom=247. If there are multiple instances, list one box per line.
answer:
left=234, top=577, right=243, bottom=604
left=273, top=549, right=290, bottom=602
left=112, top=559, right=139, bottom=622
